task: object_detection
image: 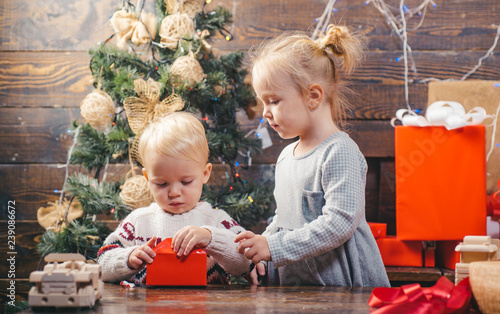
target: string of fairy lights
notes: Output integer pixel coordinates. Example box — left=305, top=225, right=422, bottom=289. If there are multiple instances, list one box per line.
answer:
left=52, top=0, right=500, bottom=219
left=313, top=0, right=500, bottom=159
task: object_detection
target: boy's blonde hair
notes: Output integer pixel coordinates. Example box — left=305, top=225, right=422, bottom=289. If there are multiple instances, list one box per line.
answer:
left=138, top=112, right=209, bottom=165
left=250, top=24, right=366, bottom=128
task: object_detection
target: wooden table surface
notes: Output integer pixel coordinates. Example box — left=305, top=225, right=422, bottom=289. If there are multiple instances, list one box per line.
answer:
left=18, top=283, right=376, bottom=313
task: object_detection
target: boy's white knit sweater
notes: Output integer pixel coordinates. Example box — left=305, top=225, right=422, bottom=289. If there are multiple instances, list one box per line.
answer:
left=97, top=201, right=252, bottom=284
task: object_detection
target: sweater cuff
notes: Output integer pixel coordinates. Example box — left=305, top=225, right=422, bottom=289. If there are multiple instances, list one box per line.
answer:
left=102, top=246, right=140, bottom=282
left=202, top=225, right=232, bottom=252
left=265, top=233, right=285, bottom=268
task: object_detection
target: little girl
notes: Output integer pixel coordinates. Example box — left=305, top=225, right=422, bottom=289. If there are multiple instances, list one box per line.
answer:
left=235, top=25, right=390, bottom=287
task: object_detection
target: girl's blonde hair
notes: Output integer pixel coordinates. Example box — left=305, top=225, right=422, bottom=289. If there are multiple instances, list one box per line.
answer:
left=138, top=111, right=209, bottom=165
left=250, top=24, right=366, bottom=128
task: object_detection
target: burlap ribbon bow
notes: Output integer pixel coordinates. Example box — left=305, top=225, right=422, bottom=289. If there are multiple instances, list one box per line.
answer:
left=110, top=8, right=157, bottom=48
left=123, top=78, right=185, bottom=164
left=37, top=199, right=83, bottom=231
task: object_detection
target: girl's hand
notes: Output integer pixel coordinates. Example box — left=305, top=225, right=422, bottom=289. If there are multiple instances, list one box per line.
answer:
left=234, top=231, right=271, bottom=264
left=172, top=226, right=212, bottom=256
left=247, top=262, right=267, bottom=285
left=128, top=236, right=157, bottom=270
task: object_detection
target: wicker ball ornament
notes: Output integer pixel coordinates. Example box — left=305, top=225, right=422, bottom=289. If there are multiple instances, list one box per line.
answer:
left=170, top=52, right=205, bottom=85
left=80, top=90, right=115, bottom=130
left=181, top=0, right=206, bottom=19
left=159, top=13, right=194, bottom=50
left=120, top=175, right=154, bottom=210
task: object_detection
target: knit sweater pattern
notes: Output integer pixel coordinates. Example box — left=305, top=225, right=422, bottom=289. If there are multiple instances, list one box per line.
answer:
left=97, top=201, right=252, bottom=285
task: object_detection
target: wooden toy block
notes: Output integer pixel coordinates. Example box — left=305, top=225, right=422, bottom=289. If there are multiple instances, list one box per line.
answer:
left=146, top=238, right=207, bottom=286
left=28, top=253, right=103, bottom=308
left=454, top=236, right=499, bottom=284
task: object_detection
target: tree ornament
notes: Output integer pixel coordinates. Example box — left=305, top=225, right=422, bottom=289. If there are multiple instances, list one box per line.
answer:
left=159, top=12, right=194, bottom=50
left=119, top=171, right=154, bottom=210
left=199, top=29, right=212, bottom=53
left=80, top=89, right=115, bottom=131
left=123, top=78, right=185, bottom=163
left=37, top=199, right=83, bottom=232
left=110, top=8, right=157, bottom=48
left=164, top=0, right=180, bottom=15
left=170, top=51, right=205, bottom=85
left=180, top=0, right=206, bottom=19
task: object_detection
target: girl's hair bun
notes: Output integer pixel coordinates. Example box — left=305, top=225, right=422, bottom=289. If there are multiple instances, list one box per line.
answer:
left=318, top=25, right=349, bottom=57
left=315, top=24, right=365, bottom=74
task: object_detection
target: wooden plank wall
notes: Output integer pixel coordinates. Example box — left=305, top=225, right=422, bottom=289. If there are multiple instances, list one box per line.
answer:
left=1, top=0, right=499, bottom=280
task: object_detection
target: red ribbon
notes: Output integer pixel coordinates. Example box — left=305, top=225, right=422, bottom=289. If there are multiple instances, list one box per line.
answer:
left=368, top=276, right=471, bottom=314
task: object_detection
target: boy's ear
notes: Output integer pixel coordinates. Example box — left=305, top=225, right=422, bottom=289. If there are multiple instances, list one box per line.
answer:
left=142, top=168, right=149, bottom=181
left=202, top=163, right=212, bottom=184
left=308, top=84, right=323, bottom=111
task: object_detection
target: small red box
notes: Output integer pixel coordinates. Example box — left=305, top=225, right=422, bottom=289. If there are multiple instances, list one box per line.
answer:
left=376, top=236, right=433, bottom=267
left=395, top=125, right=486, bottom=240
left=368, top=222, right=387, bottom=239
left=146, top=238, right=207, bottom=286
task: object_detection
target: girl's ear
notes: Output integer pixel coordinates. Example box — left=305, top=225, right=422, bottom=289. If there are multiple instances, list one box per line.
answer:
left=202, top=163, right=212, bottom=184
left=308, top=84, right=324, bottom=111
left=142, top=168, right=149, bottom=181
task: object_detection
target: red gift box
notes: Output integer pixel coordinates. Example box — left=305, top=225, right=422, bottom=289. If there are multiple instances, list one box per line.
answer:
left=146, top=238, right=207, bottom=286
left=376, top=236, right=434, bottom=267
left=395, top=125, right=487, bottom=240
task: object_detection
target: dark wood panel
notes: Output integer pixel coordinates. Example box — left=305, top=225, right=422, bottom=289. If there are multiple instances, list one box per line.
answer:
left=377, top=159, right=396, bottom=236
left=347, top=120, right=395, bottom=158
left=0, top=221, right=44, bottom=279
left=0, top=163, right=132, bottom=220
left=2, top=0, right=499, bottom=52
left=0, top=0, right=114, bottom=51
left=3, top=50, right=497, bottom=123
left=0, top=163, right=276, bottom=220
left=0, top=107, right=396, bottom=165
left=365, top=158, right=380, bottom=223
left=0, top=107, right=80, bottom=163
left=0, top=52, right=92, bottom=108
left=211, top=0, right=500, bottom=51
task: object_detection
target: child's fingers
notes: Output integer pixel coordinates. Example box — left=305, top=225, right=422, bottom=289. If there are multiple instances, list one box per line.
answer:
left=236, top=238, right=252, bottom=254
left=136, top=249, right=154, bottom=264
left=248, top=268, right=259, bottom=285
left=172, top=227, right=188, bottom=253
left=256, top=262, right=266, bottom=276
left=129, top=255, right=142, bottom=269
left=181, top=236, right=197, bottom=256
left=234, top=230, right=255, bottom=243
left=146, top=236, right=157, bottom=249
left=142, top=245, right=156, bottom=259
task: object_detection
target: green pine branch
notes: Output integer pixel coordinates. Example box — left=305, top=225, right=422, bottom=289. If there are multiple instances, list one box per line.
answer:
left=38, top=218, right=110, bottom=260
left=65, top=173, right=131, bottom=221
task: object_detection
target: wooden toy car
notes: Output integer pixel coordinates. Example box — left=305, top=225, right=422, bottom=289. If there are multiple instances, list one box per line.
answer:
left=28, top=253, right=103, bottom=308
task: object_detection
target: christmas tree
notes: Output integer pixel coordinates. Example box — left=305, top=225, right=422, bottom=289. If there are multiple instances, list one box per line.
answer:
left=36, top=0, right=274, bottom=261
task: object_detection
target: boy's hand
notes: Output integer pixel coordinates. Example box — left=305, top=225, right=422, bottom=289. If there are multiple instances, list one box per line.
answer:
left=172, top=226, right=212, bottom=256
left=234, top=231, right=271, bottom=264
left=128, top=236, right=157, bottom=270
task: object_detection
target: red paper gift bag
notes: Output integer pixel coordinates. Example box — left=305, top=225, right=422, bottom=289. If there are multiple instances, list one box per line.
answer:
left=146, top=238, right=207, bottom=286
left=395, top=125, right=487, bottom=240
